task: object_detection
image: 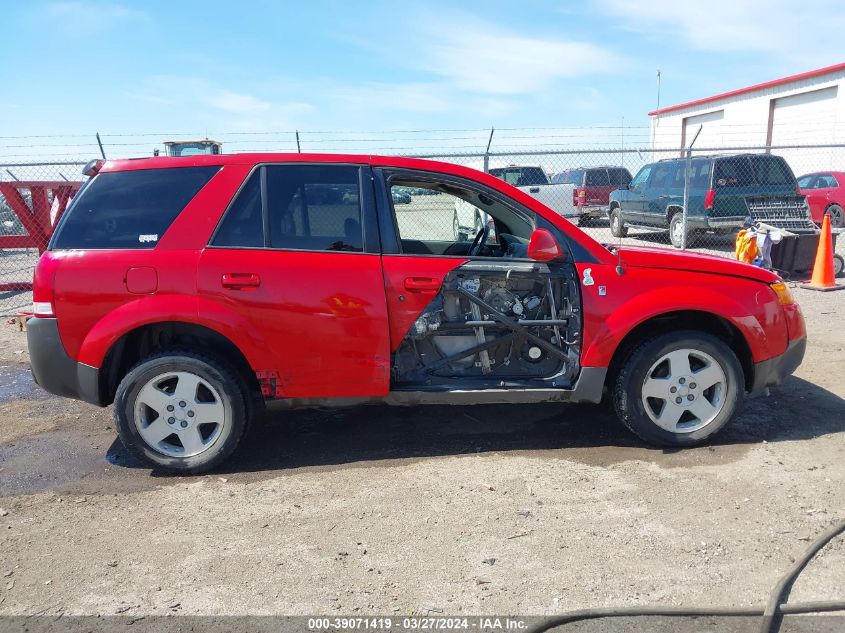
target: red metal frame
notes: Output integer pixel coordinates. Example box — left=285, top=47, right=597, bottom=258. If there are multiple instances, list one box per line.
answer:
left=0, top=180, right=81, bottom=291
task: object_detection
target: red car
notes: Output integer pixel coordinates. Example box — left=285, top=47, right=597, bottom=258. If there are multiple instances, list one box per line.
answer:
left=28, top=154, right=806, bottom=473
left=797, top=171, right=845, bottom=228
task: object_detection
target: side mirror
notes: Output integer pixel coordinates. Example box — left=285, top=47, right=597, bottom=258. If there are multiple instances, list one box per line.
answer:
left=527, top=228, right=565, bottom=262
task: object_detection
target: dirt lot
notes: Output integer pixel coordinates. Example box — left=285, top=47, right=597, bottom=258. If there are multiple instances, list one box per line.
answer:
left=0, top=286, right=843, bottom=618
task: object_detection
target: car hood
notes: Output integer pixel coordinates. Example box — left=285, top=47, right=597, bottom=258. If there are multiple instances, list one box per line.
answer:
left=616, top=245, right=779, bottom=283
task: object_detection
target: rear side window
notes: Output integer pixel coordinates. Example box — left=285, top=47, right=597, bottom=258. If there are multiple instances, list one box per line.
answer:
left=671, top=159, right=712, bottom=188
left=551, top=170, right=584, bottom=185
left=52, top=166, right=219, bottom=249
left=608, top=168, right=631, bottom=186
left=213, top=170, right=263, bottom=247
left=266, top=165, right=362, bottom=252
left=585, top=169, right=610, bottom=186
left=749, top=155, right=795, bottom=186
left=714, top=156, right=795, bottom=187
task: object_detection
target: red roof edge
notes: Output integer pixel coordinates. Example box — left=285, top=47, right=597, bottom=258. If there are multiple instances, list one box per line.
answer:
left=649, top=62, right=845, bottom=117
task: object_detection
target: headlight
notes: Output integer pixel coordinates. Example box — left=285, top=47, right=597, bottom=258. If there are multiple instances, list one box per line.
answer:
left=770, top=281, right=795, bottom=306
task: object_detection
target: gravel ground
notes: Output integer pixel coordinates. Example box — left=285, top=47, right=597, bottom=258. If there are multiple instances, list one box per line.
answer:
left=0, top=283, right=842, bottom=619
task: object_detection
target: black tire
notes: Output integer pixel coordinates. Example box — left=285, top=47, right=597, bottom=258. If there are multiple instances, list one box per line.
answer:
left=452, top=211, right=463, bottom=241
left=826, top=204, right=844, bottom=229
left=610, top=207, right=627, bottom=238
left=113, top=351, right=252, bottom=473
left=834, top=254, right=844, bottom=278
left=613, top=331, right=744, bottom=447
left=669, top=212, right=696, bottom=248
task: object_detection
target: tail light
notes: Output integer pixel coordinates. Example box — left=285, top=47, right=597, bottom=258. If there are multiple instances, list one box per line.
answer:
left=704, top=189, right=716, bottom=210
left=573, top=189, right=586, bottom=206
left=31, top=252, right=59, bottom=317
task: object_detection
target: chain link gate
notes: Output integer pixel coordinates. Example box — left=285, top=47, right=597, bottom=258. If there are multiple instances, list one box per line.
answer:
left=1, top=145, right=843, bottom=315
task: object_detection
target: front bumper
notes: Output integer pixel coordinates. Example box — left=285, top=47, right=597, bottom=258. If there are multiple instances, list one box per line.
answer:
left=27, top=317, right=104, bottom=406
left=749, top=336, right=806, bottom=397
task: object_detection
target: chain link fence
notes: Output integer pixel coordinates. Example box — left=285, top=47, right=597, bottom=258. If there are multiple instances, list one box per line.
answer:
left=409, top=144, right=845, bottom=275
left=1, top=144, right=843, bottom=315
left=0, top=161, right=85, bottom=315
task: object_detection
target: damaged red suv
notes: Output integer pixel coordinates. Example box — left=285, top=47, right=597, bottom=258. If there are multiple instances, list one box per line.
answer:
left=28, top=154, right=806, bottom=472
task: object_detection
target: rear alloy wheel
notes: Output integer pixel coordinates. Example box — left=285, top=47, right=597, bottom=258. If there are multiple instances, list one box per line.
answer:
left=610, top=208, right=627, bottom=238
left=613, top=331, right=744, bottom=446
left=826, top=204, right=844, bottom=229
left=114, top=351, right=251, bottom=473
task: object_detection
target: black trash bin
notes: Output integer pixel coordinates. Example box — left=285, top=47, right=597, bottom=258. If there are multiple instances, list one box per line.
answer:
left=770, top=231, right=839, bottom=278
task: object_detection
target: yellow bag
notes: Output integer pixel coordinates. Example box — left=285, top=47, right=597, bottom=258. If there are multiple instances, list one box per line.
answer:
left=735, top=229, right=759, bottom=264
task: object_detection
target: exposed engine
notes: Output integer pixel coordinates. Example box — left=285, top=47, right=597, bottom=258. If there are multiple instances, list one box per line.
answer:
left=393, top=261, right=581, bottom=387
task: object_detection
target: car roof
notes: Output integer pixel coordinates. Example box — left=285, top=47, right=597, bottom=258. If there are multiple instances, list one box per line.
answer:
left=797, top=171, right=845, bottom=179
left=96, top=152, right=614, bottom=265
left=554, top=166, right=629, bottom=172
left=655, top=153, right=785, bottom=163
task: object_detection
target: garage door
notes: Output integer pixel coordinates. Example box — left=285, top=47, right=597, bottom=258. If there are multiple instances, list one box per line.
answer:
left=770, top=86, right=839, bottom=173
left=770, top=86, right=838, bottom=145
left=683, top=109, right=725, bottom=149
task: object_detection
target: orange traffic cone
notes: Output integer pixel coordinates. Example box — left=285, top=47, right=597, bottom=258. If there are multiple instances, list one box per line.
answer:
left=801, top=214, right=843, bottom=291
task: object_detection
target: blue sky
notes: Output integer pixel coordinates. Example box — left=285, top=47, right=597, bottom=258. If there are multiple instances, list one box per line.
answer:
left=1, top=0, right=843, bottom=159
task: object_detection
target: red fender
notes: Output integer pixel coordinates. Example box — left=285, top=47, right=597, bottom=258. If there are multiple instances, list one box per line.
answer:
left=76, top=294, right=275, bottom=370
left=581, top=279, right=787, bottom=368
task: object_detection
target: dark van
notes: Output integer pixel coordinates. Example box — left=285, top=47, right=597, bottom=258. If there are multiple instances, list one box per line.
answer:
left=608, top=154, right=805, bottom=248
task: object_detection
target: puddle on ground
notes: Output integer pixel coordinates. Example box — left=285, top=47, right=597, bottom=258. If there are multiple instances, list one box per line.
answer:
left=1, top=372, right=841, bottom=497
left=0, top=364, right=45, bottom=403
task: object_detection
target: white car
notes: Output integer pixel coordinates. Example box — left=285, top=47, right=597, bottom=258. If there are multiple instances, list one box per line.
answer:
left=454, top=165, right=578, bottom=240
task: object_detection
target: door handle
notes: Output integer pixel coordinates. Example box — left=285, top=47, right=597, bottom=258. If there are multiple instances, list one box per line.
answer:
left=529, top=187, right=540, bottom=193
left=404, top=277, right=441, bottom=293
left=222, top=273, right=261, bottom=289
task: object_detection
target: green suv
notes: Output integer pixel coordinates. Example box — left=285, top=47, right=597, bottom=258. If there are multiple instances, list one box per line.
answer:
left=608, top=154, right=806, bottom=248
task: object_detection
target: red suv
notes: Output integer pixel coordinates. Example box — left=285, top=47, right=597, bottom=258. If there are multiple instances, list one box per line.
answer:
left=28, top=154, right=806, bottom=473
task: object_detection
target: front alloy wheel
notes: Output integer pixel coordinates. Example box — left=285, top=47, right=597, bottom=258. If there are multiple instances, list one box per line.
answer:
left=640, top=348, right=727, bottom=433
left=613, top=331, right=743, bottom=446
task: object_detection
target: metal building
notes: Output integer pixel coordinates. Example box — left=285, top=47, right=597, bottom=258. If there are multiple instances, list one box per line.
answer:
left=649, top=62, right=845, bottom=172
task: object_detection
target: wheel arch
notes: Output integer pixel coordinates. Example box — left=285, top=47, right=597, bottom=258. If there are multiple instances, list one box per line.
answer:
left=99, top=320, right=261, bottom=406
left=603, top=310, right=754, bottom=392
left=666, top=205, right=684, bottom=222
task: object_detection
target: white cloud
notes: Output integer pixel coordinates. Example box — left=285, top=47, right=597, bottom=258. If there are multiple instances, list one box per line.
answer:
left=418, top=21, right=622, bottom=94
left=596, top=0, right=845, bottom=59
left=206, top=90, right=272, bottom=114
left=334, top=83, right=452, bottom=113
left=41, top=1, right=149, bottom=33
